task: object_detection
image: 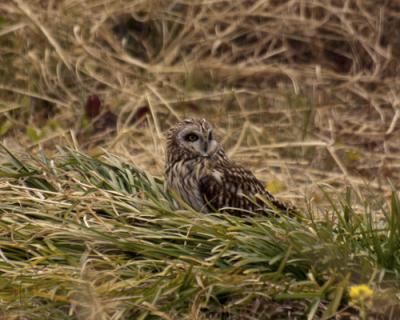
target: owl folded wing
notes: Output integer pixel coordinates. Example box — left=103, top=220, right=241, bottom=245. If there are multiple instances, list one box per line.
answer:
left=198, top=165, right=293, bottom=215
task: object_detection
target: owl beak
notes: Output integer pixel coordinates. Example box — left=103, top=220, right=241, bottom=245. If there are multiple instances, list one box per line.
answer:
left=202, top=141, right=209, bottom=156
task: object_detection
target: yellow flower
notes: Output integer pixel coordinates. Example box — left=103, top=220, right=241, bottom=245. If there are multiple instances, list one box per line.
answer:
left=349, top=284, right=374, bottom=300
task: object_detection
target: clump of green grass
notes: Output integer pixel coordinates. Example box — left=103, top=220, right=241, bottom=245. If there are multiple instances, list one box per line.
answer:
left=0, top=147, right=399, bottom=319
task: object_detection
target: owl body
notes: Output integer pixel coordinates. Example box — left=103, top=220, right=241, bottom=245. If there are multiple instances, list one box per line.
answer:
left=165, top=119, right=293, bottom=215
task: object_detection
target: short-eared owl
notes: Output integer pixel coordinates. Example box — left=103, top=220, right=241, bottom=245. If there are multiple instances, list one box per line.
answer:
left=165, top=119, right=295, bottom=215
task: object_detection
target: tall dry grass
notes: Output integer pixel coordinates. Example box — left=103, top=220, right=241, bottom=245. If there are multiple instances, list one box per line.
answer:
left=2, top=1, right=399, bottom=210
left=1, top=1, right=399, bottom=201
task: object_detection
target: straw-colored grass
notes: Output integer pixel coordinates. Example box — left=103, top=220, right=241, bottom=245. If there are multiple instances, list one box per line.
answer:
left=1, top=0, right=399, bottom=199
left=1, top=0, right=400, bottom=318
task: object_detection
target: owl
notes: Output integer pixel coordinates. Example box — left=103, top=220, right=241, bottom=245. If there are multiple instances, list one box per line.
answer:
left=165, top=118, right=296, bottom=216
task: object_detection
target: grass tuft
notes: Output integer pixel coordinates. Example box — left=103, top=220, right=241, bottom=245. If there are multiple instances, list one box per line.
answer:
left=0, top=148, right=399, bottom=319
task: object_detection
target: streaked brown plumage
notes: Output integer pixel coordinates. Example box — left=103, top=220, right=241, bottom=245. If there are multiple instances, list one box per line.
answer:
left=165, top=118, right=295, bottom=215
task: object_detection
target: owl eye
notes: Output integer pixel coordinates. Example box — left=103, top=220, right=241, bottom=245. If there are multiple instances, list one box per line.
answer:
left=185, top=133, right=199, bottom=142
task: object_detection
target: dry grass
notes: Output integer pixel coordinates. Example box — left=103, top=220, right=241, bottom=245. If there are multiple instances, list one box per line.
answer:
left=1, top=0, right=399, bottom=207
left=1, top=0, right=400, bottom=318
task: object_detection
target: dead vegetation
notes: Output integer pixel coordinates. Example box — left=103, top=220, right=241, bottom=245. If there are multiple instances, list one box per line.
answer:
left=1, top=1, right=399, bottom=207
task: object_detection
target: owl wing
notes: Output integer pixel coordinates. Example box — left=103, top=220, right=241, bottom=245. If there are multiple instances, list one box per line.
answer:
left=199, top=164, right=293, bottom=215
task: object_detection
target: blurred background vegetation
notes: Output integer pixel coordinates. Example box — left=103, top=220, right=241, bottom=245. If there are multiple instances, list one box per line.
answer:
left=1, top=0, right=399, bottom=207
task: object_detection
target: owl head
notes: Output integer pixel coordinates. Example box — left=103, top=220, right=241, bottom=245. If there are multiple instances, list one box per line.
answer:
left=166, top=118, right=220, bottom=159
